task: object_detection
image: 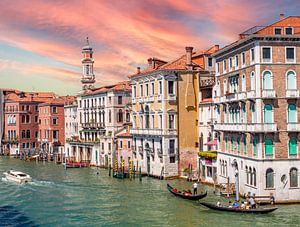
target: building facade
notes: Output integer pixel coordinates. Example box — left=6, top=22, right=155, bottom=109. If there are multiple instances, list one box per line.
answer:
left=213, top=15, right=300, bottom=202
left=130, top=47, right=213, bottom=178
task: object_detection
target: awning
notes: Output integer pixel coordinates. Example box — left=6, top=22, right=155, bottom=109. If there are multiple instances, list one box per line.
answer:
left=205, top=139, right=217, bottom=146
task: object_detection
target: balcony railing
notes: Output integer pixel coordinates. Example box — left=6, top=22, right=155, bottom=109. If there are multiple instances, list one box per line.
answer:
left=144, top=96, right=155, bottom=103
left=214, top=123, right=247, bottom=132
left=130, top=128, right=163, bottom=135
left=286, top=90, right=299, bottom=98
left=247, top=90, right=256, bottom=99
left=262, top=89, right=276, bottom=98
left=287, top=123, right=300, bottom=131
left=247, top=123, right=277, bottom=132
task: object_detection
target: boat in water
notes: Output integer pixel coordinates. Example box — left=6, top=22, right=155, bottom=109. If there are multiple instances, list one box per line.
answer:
left=3, top=170, right=32, bottom=184
left=167, top=183, right=207, bottom=201
left=200, top=202, right=278, bottom=214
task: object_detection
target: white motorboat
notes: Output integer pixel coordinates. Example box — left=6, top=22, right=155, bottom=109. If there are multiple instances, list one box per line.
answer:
left=3, top=170, right=32, bottom=184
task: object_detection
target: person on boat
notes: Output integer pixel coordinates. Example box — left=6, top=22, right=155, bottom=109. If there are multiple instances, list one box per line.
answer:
left=245, top=202, right=250, bottom=209
left=228, top=201, right=232, bottom=208
left=240, top=201, right=245, bottom=209
left=232, top=200, right=239, bottom=208
left=193, top=182, right=198, bottom=195
left=249, top=196, right=256, bottom=209
left=216, top=201, right=221, bottom=207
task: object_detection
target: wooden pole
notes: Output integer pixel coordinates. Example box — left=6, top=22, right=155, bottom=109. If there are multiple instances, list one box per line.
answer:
left=139, top=166, right=142, bottom=181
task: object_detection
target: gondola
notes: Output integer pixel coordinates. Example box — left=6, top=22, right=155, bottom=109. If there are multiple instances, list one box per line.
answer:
left=200, top=202, right=278, bottom=214
left=167, top=183, right=207, bottom=201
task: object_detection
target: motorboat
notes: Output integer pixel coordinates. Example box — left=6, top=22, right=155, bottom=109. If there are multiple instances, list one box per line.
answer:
left=3, top=170, right=32, bottom=184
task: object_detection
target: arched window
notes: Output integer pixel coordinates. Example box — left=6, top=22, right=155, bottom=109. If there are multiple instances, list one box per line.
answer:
left=264, top=104, right=273, bottom=123
left=249, top=167, right=253, bottom=185
left=290, top=168, right=298, bottom=187
left=253, top=168, right=257, bottom=186
left=246, top=166, right=249, bottom=184
left=251, top=102, right=256, bottom=123
left=252, top=136, right=257, bottom=156
left=287, top=71, right=296, bottom=90
left=250, top=72, right=255, bottom=90
left=242, top=74, right=246, bottom=92
left=266, top=168, right=274, bottom=188
left=145, top=106, right=150, bottom=129
left=288, top=104, right=297, bottom=123
left=263, top=71, right=273, bottom=90
left=117, top=109, right=123, bottom=123
left=265, top=138, right=273, bottom=156
left=289, top=137, right=297, bottom=156
left=224, top=161, right=227, bottom=177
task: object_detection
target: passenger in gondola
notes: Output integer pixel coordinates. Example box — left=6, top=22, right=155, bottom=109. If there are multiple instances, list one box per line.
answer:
left=228, top=201, right=232, bottom=208
left=240, top=201, right=245, bottom=209
left=249, top=196, right=256, bottom=209
left=232, top=200, right=239, bottom=208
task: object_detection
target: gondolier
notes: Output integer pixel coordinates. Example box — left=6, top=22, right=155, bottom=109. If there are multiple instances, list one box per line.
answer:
left=193, top=182, right=198, bottom=195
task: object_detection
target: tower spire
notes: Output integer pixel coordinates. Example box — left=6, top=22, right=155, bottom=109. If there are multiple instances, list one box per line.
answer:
left=81, top=37, right=95, bottom=92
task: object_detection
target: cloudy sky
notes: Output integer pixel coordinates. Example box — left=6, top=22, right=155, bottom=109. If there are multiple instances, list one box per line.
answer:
left=0, top=0, right=299, bottom=95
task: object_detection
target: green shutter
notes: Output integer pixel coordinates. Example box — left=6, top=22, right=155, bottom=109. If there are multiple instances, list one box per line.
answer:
left=225, top=136, right=228, bottom=151
left=231, top=137, right=234, bottom=152
left=237, top=137, right=240, bottom=153
left=253, top=137, right=257, bottom=156
left=244, top=136, right=247, bottom=154
left=265, top=138, right=273, bottom=156
left=289, top=138, right=297, bottom=155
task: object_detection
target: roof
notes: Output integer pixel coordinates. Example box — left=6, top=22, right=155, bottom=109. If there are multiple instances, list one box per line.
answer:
left=5, top=91, right=57, bottom=103
left=116, top=132, right=132, bottom=138
left=82, top=81, right=131, bottom=96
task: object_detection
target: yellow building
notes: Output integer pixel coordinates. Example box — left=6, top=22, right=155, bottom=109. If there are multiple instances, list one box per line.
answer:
left=129, top=46, right=217, bottom=178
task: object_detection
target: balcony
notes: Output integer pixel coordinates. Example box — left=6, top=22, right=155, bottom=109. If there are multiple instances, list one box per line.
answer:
left=168, top=148, right=178, bottom=157
left=167, top=94, right=176, bottom=101
left=144, top=96, right=155, bottom=103
left=130, top=128, right=163, bottom=136
left=214, top=123, right=246, bottom=132
left=262, top=89, right=276, bottom=99
left=247, top=123, right=277, bottom=132
left=222, top=91, right=247, bottom=102
left=247, top=90, right=256, bottom=99
left=287, top=123, right=300, bottom=131
left=286, top=90, right=299, bottom=98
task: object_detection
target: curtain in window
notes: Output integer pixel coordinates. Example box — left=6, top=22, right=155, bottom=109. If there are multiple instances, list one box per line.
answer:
left=287, top=71, right=296, bottom=90
left=264, top=104, right=273, bottom=123
left=263, top=71, right=272, bottom=90
left=265, top=138, right=273, bottom=156
left=288, top=104, right=297, bottom=123
left=289, top=138, right=297, bottom=155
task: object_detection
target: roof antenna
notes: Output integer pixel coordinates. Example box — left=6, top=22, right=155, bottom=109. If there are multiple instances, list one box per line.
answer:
left=86, top=36, right=89, bottom=45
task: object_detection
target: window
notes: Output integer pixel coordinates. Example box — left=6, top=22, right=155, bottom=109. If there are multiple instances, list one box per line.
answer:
left=265, top=138, right=273, bottom=157
left=225, top=136, right=228, bottom=152
left=21, top=130, right=25, bottom=139
left=223, top=60, right=227, bottom=71
left=285, top=27, right=293, bottom=35
left=274, top=28, right=282, bottom=35
left=26, top=130, right=30, bottom=139
left=242, top=75, right=246, bottom=92
left=52, top=118, right=58, bottom=125
left=109, top=97, right=112, bottom=104
left=289, top=138, right=297, bottom=156
left=266, top=168, right=274, bottom=188
left=208, top=57, right=213, bottom=67
left=118, top=96, right=122, bottom=105
left=52, top=107, right=57, bottom=113
left=263, top=71, right=273, bottom=90
left=117, top=109, right=123, bottom=123
left=262, top=47, right=271, bottom=62
left=253, top=168, right=257, bottom=187
left=229, top=58, right=233, bottom=69
left=223, top=80, right=227, bottom=95
left=133, top=86, right=136, bottom=97
left=237, top=137, right=240, bottom=153
left=242, top=52, right=246, bottom=65
left=231, top=137, right=234, bottom=152
left=264, top=104, right=273, bottom=123
left=287, top=71, right=297, bottom=90
left=151, top=83, right=154, bottom=95
left=53, top=130, right=58, bottom=139
left=140, top=85, right=143, bottom=96
left=288, top=104, right=297, bottom=123
left=146, top=84, right=149, bottom=96
left=243, top=135, right=247, bottom=154
left=128, top=141, right=131, bottom=148
left=246, top=166, right=249, bottom=184
left=108, top=110, right=111, bottom=123
left=250, top=72, right=255, bottom=90
left=168, top=81, right=174, bottom=95
left=108, top=143, right=111, bottom=151
left=168, top=114, right=175, bottom=129
left=253, top=136, right=257, bottom=156
left=217, top=63, right=220, bottom=73
left=235, top=55, right=239, bottom=67
left=286, top=47, right=295, bottom=62
left=290, top=168, right=298, bottom=187
left=120, top=141, right=123, bottom=149
left=250, top=49, right=255, bottom=63
left=159, top=81, right=162, bottom=94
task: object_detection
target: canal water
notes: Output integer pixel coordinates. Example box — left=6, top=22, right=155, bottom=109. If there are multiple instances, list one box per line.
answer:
left=0, top=157, right=299, bottom=226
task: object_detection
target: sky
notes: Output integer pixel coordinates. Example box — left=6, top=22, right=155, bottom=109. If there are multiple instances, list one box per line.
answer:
left=0, top=0, right=299, bottom=95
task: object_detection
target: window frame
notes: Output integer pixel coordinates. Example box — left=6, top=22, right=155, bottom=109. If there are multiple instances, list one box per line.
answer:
left=262, top=46, right=272, bottom=63
left=285, top=46, right=296, bottom=63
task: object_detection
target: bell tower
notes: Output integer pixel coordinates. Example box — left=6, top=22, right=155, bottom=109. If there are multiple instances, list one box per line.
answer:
left=81, top=37, right=95, bottom=91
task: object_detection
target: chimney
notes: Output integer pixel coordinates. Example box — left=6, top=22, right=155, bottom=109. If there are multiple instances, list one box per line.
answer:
left=280, top=13, right=285, bottom=20
left=185, top=46, right=193, bottom=67
left=147, top=58, right=153, bottom=67
left=137, top=67, right=141, bottom=74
